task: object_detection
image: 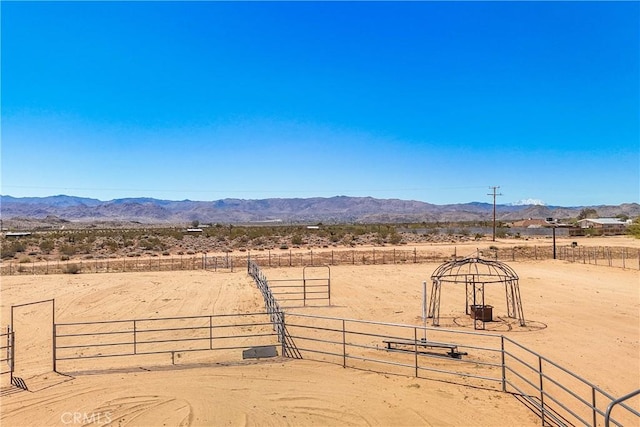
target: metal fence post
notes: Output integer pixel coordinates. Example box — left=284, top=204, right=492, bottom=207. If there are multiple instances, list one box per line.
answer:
left=592, top=387, right=597, bottom=427
left=342, top=319, right=346, bottom=368
left=52, top=299, right=56, bottom=372
left=5, top=326, right=9, bottom=365
left=52, top=323, right=57, bottom=372
left=6, top=326, right=12, bottom=382
left=414, top=327, right=418, bottom=377
left=539, top=356, right=545, bottom=426
left=209, top=315, right=213, bottom=350
left=501, top=336, right=506, bottom=392
left=280, top=312, right=286, bottom=357
left=133, top=320, right=137, bottom=355
left=605, top=389, right=640, bottom=427
left=11, top=330, right=15, bottom=383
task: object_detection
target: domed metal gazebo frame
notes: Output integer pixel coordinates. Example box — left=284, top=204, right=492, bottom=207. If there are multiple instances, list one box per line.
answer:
left=428, top=257, right=526, bottom=330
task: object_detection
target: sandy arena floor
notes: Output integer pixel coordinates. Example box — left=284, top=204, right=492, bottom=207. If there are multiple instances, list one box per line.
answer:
left=0, top=237, right=638, bottom=426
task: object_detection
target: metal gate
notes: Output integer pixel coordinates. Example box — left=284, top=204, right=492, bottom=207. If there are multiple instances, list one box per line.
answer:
left=10, top=299, right=56, bottom=388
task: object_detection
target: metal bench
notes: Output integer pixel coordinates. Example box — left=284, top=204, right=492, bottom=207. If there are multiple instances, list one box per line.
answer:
left=382, top=339, right=467, bottom=359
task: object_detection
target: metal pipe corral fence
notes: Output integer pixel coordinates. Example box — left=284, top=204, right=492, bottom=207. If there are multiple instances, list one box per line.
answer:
left=2, top=245, right=638, bottom=276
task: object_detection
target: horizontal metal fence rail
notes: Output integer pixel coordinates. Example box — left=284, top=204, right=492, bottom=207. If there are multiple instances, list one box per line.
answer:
left=2, top=245, right=637, bottom=275
left=246, top=246, right=640, bottom=271
left=54, top=312, right=280, bottom=362
left=283, top=312, right=505, bottom=389
left=556, top=246, right=640, bottom=269
left=249, top=248, right=433, bottom=267
left=0, top=255, right=212, bottom=276
left=502, top=336, right=639, bottom=427
left=203, top=253, right=235, bottom=272
left=261, top=265, right=331, bottom=307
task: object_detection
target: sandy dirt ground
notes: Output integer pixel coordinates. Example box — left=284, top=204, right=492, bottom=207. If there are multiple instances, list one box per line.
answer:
left=0, top=236, right=638, bottom=426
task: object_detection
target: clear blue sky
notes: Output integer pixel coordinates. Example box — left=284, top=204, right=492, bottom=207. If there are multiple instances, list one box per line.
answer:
left=2, top=1, right=638, bottom=206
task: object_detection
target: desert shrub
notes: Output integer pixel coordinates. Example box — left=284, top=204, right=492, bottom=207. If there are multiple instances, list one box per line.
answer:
left=627, top=217, right=640, bottom=239
left=341, top=235, right=354, bottom=246
left=59, top=244, right=77, bottom=256
left=388, top=233, right=402, bottom=245
left=1, top=247, right=16, bottom=259
left=577, top=208, right=598, bottom=220
left=104, top=240, right=119, bottom=252
left=39, top=239, right=55, bottom=253
left=329, top=232, right=342, bottom=243
left=1, top=241, right=25, bottom=259
left=139, top=237, right=165, bottom=251
left=65, top=263, right=81, bottom=274
left=76, top=244, right=92, bottom=254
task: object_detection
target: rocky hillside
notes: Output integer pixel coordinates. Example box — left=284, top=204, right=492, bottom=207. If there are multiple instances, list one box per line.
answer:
left=1, top=195, right=638, bottom=225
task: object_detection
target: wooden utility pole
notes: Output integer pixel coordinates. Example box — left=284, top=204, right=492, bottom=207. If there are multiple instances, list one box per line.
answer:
left=488, top=186, right=502, bottom=241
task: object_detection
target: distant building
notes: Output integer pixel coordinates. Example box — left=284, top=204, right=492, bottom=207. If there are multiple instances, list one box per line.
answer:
left=510, top=219, right=549, bottom=228
left=575, top=218, right=627, bottom=235
left=4, top=232, right=32, bottom=238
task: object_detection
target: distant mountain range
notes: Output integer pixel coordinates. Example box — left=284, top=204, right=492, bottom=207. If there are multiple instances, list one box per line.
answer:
left=1, top=195, right=638, bottom=224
